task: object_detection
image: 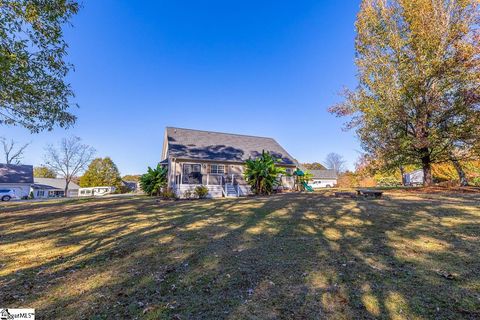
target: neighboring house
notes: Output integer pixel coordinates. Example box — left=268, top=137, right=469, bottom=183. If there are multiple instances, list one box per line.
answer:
left=0, top=164, right=34, bottom=199
left=307, top=169, right=338, bottom=188
left=403, top=169, right=424, bottom=186
left=32, top=178, right=80, bottom=198
left=122, top=180, right=138, bottom=192
left=162, top=127, right=298, bottom=198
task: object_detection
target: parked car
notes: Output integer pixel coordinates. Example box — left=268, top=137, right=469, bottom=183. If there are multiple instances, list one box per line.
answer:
left=0, top=189, right=16, bottom=201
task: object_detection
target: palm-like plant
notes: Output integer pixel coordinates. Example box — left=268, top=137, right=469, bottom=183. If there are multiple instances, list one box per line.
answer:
left=140, top=164, right=168, bottom=196
left=244, top=151, right=286, bottom=195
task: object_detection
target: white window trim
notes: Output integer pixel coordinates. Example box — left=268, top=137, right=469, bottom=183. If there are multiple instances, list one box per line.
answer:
left=210, top=164, right=225, bottom=174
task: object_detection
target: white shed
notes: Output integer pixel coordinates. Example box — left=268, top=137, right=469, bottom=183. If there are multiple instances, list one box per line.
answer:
left=403, top=169, right=424, bottom=186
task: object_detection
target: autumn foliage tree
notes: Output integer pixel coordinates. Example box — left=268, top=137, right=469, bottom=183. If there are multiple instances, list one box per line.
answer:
left=80, top=157, right=122, bottom=189
left=330, top=0, right=480, bottom=186
left=301, top=162, right=326, bottom=170
left=34, top=166, right=57, bottom=178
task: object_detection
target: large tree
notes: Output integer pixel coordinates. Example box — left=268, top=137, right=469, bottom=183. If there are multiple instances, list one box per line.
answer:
left=79, top=157, right=122, bottom=189
left=0, top=136, right=29, bottom=164
left=302, top=162, right=327, bottom=170
left=1, top=0, right=79, bottom=132
left=330, top=0, right=480, bottom=186
left=323, top=153, right=346, bottom=174
left=44, top=136, right=95, bottom=196
left=34, top=166, right=57, bottom=178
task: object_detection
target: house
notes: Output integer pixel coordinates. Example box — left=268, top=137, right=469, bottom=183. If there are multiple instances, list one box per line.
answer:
left=161, top=127, right=298, bottom=198
left=0, top=164, right=34, bottom=199
left=403, top=169, right=424, bottom=186
left=122, top=180, right=138, bottom=192
left=307, top=169, right=338, bottom=188
left=31, top=178, right=80, bottom=198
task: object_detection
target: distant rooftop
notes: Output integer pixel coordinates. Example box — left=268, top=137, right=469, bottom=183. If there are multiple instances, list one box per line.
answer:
left=164, top=127, right=297, bottom=165
left=0, top=164, right=34, bottom=184
left=34, top=178, right=80, bottom=190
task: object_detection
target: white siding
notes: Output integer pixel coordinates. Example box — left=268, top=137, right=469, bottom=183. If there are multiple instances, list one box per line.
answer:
left=175, top=185, right=224, bottom=198
left=0, top=183, right=31, bottom=199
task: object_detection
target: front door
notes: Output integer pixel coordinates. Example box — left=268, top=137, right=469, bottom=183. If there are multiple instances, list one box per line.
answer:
left=183, top=164, right=202, bottom=184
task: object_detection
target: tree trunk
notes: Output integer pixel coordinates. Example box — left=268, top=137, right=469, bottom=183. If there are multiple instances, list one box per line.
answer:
left=400, top=166, right=406, bottom=186
left=451, top=158, right=468, bottom=186
left=421, top=154, right=433, bottom=186
left=64, top=180, right=70, bottom=198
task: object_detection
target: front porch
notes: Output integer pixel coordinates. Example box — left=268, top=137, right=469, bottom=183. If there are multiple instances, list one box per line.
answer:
left=169, top=161, right=295, bottom=199
left=173, top=173, right=249, bottom=198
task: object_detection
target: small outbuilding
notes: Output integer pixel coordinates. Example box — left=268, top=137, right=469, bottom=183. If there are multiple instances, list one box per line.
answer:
left=403, top=169, right=424, bottom=186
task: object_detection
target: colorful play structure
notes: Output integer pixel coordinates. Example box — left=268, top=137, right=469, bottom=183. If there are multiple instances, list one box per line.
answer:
left=293, top=169, right=314, bottom=192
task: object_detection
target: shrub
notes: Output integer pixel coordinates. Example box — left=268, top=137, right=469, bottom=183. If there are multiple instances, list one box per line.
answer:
left=161, top=188, right=177, bottom=200
left=183, top=189, right=193, bottom=199
left=376, top=176, right=401, bottom=187
left=244, top=151, right=286, bottom=195
left=140, top=164, right=168, bottom=196
left=194, top=185, right=209, bottom=199
left=115, top=185, right=131, bottom=194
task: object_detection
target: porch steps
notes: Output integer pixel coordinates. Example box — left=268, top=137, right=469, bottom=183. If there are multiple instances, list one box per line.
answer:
left=225, top=184, right=238, bottom=197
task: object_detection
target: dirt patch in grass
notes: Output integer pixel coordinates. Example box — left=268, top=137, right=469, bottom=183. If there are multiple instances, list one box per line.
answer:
left=1, top=192, right=479, bottom=319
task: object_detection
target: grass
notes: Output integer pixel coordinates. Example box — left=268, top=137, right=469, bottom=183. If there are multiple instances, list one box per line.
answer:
left=1, top=191, right=479, bottom=319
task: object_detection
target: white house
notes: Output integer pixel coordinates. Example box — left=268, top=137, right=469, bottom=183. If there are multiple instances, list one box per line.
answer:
left=162, top=127, right=298, bottom=198
left=31, top=178, right=80, bottom=198
left=0, top=164, right=34, bottom=199
left=307, top=169, right=338, bottom=188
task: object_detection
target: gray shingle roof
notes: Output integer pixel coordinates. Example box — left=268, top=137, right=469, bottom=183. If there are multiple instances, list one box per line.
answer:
left=34, top=178, right=80, bottom=190
left=309, top=169, right=337, bottom=179
left=0, top=164, right=34, bottom=184
left=165, top=127, right=297, bottom=165
left=31, top=184, right=59, bottom=190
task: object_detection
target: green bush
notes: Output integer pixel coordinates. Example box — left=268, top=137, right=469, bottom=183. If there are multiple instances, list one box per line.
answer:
left=194, top=185, right=209, bottom=199
left=244, top=150, right=286, bottom=195
left=140, top=164, right=168, bottom=196
left=115, top=185, right=131, bottom=194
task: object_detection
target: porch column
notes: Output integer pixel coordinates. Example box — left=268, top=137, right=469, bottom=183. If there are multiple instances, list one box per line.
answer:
left=180, top=162, right=182, bottom=185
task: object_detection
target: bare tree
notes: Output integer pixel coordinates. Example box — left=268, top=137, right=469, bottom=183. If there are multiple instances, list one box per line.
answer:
left=44, top=136, right=95, bottom=196
left=324, top=153, right=346, bottom=174
left=0, top=137, right=30, bottom=164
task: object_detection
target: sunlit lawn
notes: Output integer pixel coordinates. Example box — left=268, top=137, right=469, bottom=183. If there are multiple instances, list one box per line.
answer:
left=1, top=191, right=479, bottom=319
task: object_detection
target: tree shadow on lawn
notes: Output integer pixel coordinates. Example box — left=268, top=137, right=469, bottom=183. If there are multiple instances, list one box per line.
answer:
left=1, top=193, right=479, bottom=319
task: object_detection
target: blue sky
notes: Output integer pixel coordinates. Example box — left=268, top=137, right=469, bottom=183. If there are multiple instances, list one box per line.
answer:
left=2, top=0, right=362, bottom=175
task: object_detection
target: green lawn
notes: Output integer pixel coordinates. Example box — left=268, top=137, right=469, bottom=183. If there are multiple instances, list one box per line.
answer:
left=1, top=191, right=479, bottom=319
